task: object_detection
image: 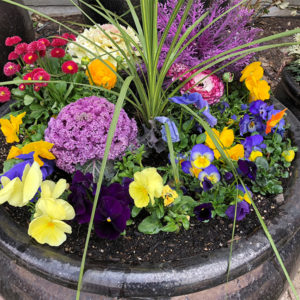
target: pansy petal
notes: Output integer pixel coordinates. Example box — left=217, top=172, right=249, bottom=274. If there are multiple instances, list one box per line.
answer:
left=23, top=162, right=42, bottom=203
left=52, top=179, right=67, bottom=199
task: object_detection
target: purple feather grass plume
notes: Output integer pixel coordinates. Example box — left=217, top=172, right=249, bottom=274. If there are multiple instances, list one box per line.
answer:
left=157, top=0, right=261, bottom=73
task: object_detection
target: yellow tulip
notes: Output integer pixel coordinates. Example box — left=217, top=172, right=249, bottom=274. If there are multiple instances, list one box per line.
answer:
left=129, top=168, right=163, bottom=208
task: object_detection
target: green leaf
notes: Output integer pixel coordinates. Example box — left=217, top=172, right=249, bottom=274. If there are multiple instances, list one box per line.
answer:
left=138, top=215, right=162, bottom=234
left=155, top=203, right=165, bottom=219
left=11, top=88, right=25, bottom=97
left=55, top=81, right=67, bottom=94
left=256, top=157, right=269, bottom=170
left=3, top=159, right=21, bottom=173
left=161, top=222, right=178, bottom=232
left=181, top=216, right=190, bottom=230
left=196, top=133, right=206, bottom=144
left=126, top=219, right=133, bottom=226
left=131, top=206, right=142, bottom=218
left=24, top=95, right=35, bottom=106
left=273, top=133, right=282, bottom=144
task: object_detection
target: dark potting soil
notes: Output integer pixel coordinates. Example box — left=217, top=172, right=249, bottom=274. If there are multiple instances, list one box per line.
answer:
left=0, top=130, right=291, bottom=266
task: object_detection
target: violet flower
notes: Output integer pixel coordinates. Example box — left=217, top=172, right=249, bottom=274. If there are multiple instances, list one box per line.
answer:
left=169, top=93, right=203, bottom=106
left=226, top=200, right=250, bottom=221
left=155, top=116, right=180, bottom=143
left=0, top=152, right=54, bottom=181
left=94, top=194, right=131, bottom=240
left=68, top=170, right=96, bottom=224
left=224, top=172, right=234, bottom=183
left=238, top=159, right=257, bottom=181
left=242, top=134, right=265, bottom=158
left=196, top=96, right=217, bottom=127
left=194, top=203, right=214, bottom=221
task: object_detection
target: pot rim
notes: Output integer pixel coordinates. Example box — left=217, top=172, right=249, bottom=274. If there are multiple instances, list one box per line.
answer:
left=0, top=98, right=299, bottom=297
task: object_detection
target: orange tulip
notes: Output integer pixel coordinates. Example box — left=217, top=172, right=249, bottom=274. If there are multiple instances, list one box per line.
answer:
left=265, top=109, right=287, bottom=134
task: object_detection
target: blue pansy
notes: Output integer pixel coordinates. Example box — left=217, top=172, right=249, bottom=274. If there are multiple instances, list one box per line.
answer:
left=242, top=134, right=266, bottom=158
left=169, top=93, right=203, bottom=107
left=190, top=144, right=214, bottom=169
left=198, top=164, right=220, bottom=187
left=155, top=116, right=180, bottom=143
left=0, top=152, right=54, bottom=181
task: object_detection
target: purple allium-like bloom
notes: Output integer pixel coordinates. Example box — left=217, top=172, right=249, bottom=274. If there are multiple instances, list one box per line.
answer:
left=0, top=152, right=54, bottom=181
left=94, top=193, right=131, bottom=240
left=44, top=96, right=138, bottom=173
left=238, top=159, right=257, bottom=181
left=226, top=200, right=250, bottom=221
left=157, top=0, right=261, bottom=74
left=242, top=134, right=265, bottom=158
left=68, top=171, right=96, bottom=224
left=194, top=203, right=213, bottom=221
left=155, top=116, right=180, bottom=143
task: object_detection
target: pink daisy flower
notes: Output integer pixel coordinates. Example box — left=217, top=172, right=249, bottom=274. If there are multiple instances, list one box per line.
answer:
left=5, top=36, right=22, bottom=47
left=3, top=62, right=20, bottom=77
left=23, top=52, right=38, bottom=64
left=0, top=87, right=11, bottom=103
left=62, top=61, right=78, bottom=74
left=8, top=51, right=19, bottom=61
left=14, top=43, right=28, bottom=55
left=33, top=70, right=51, bottom=87
left=50, top=48, right=66, bottom=58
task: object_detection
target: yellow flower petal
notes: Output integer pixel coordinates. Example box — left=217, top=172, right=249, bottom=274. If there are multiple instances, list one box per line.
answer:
left=0, top=177, right=17, bottom=205
left=219, top=127, right=234, bottom=148
left=28, top=215, right=71, bottom=247
left=52, top=179, right=67, bottom=199
left=23, top=162, right=43, bottom=204
left=205, top=128, right=220, bottom=150
left=249, top=151, right=263, bottom=162
left=7, top=146, right=22, bottom=160
left=227, top=144, right=244, bottom=160
left=41, top=180, right=56, bottom=199
left=240, top=62, right=263, bottom=82
left=129, top=181, right=149, bottom=208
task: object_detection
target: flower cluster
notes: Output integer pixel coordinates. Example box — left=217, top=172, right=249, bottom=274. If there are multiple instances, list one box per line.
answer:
left=67, top=24, right=141, bottom=67
left=240, top=62, right=271, bottom=102
left=44, top=96, right=138, bottom=173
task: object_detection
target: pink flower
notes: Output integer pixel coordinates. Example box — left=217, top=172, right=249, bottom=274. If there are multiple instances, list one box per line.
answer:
left=39, top=50, right=46, bottom=57
left=14, top=43, right=28, bottom=55
left=33, top=85, right=41, bottom=92
left=50, top=48, right=65, bottom=58
left=8, top=51, right=19, bottom=61
left=168, top=63, right=224, bottom=105
left=38, top=38, right=50, bottom=47
left=19, top=84, right=26, bottom=91
left=23, top=52, right=38, bottom=64
left=32, top=70, right=51, bottom=87
left=51, top=36, right=68, bottom=47
left=62, top=61, right=78, bottom=74
left=180, top=69, right=224, bottom=105
left=5, top=36, right=22, bottom=46
left=0, top=87, right=11, bottom=103
left=3, top=62, right=20, bottom=76
left=23, top=72, right=34, bottom=85
left=27, top=41, right=38, bottom=52
left=62, top=33, right=76, bottom=41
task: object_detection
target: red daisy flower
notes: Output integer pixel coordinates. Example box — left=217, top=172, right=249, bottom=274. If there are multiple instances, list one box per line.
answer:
left=3, top=62, right=20, bottom=76
left=39, top=50, right=46, bottom=57
left=62, top=61, right=78, bottom=74
left=50, top=48, right=66, bottom=58
left=19, top=84, right=26, bottom=91
left=5, top=36, right=22, bottom=46
left=0, top=87, right=11, bottom=103
left=62, top=33, right=76, bottom=41
left=23, top=72, right=34, bottom=85
left=38, top=38, right=51, bottom=47
left=33, top=85, right=41, bottom=92
left=33, top=70, right=51, bottom=87
left=8, top=51, right=19, bottom=61
left=23, top=52, right=38, bottom=64
left=51, top=36, right=68, bottom=47
left=27, top=41, right=38, bottom=53
left=14, top=43, right=28, bottom=55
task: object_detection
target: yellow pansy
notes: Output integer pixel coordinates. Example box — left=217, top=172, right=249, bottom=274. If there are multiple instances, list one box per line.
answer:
left=129, top=168, right=163, bottom=208
left=205, top=127, right=243, bottom=160
left=240, top=62, right=264, bottom=82
left=28, top=179, right=75, bottom=247
left=282, top=150, right=295, bottom=163
left=7, top=141, right=55, bottom=166
left=0, top=161, right=42, bottom=207
left=249, top=150, right=263, bottom=162
left=162, top=185, right=178, bottom=207
left=0, top=112, right=26, bottom=143
left=246, top=77, right=270, bottom=102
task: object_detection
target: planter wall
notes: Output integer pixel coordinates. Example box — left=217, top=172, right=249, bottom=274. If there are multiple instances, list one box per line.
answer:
left=0, top=0, right=34, bottom=83
left=0, top=100, right=300, bottom=299
left=275, top=67, right=300, bottom=109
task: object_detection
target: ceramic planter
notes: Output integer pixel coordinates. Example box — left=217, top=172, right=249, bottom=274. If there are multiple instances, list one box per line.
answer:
left=275, top=67, right=300, bottom=109
left=0, top=100, right=300, bottom=299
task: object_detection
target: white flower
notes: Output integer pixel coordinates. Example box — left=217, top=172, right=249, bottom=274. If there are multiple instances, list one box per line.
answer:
left=67, top=24, right=141, bottom=67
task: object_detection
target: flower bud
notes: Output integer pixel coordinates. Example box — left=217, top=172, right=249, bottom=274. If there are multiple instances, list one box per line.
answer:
left=282, top=150, right=295, bottom=162
left=223, top=72, right=234, bottom=83
left=81, top=56, right=90, bottom=66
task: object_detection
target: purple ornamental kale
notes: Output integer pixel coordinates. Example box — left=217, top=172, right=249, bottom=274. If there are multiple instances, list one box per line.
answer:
left=157, top=0, right=261, bottom=73
left=44, top=96, right=138, bottom=173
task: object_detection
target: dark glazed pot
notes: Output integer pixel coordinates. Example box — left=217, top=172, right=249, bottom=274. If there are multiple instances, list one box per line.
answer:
left=0, top=0, right=35, bottom=82
left=275, top=67, right=300, bottom=109
left=0, top=99, right=300, bottom=299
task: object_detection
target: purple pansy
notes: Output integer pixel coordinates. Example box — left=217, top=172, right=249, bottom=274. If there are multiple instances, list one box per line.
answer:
left=0, top=152, right=54, bottom=181
left=94, top=194, right=131, bottom=240
left=155, top=116, right=180, bottom=143
left=224, top=171, right=234, bottom=183
left=169, top=93, right=203, bottom=106
left=198, top=165, right=220, bottom=190
left=249, top=100, right=273, bottom=120
left=68, top=171, right=96, bottom=224
left=225, top=200, right=250, bottom=221
left=194, top=203, right=214, bottom=221
left=190, top=144, right=214, bottom=169
left=239, top=114, right=265, bottom=136
left=238, top=159, right=257, bottom=181
left=241, top=104, right=248, bottom=110
left=242, top=134, right=265, bottom=158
